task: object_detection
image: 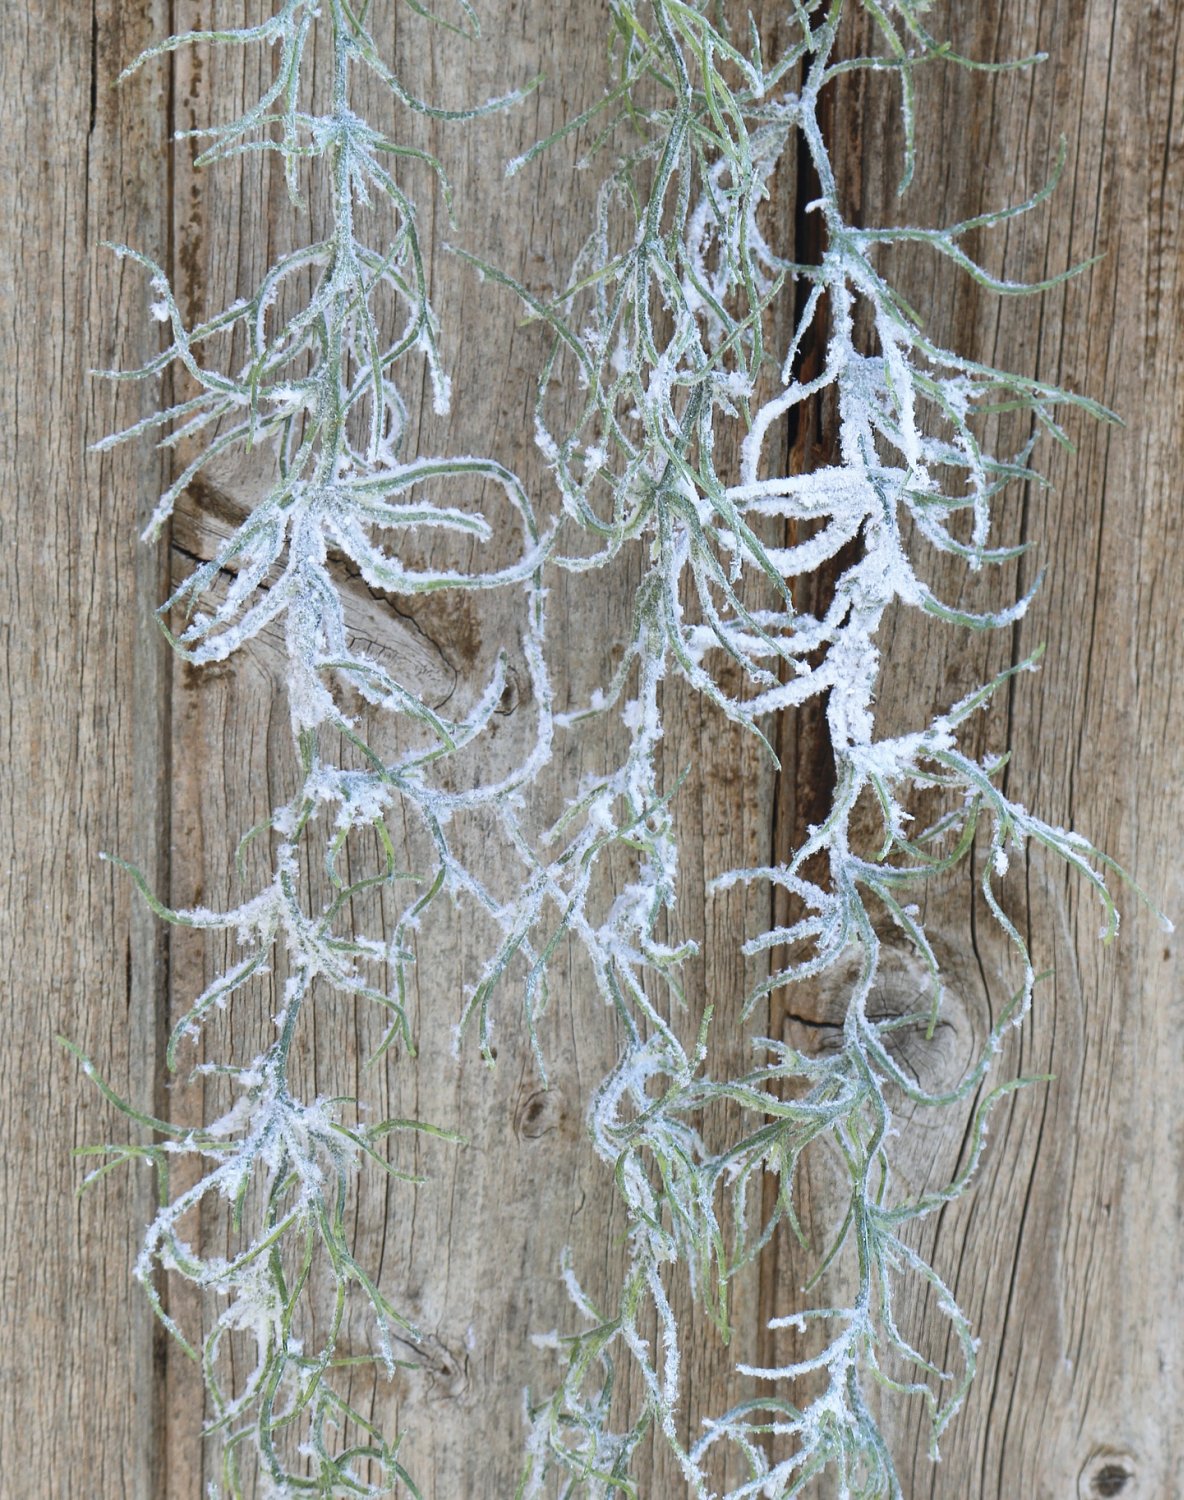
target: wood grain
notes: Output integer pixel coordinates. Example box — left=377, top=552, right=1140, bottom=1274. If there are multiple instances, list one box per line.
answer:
left=2, top=2, right=1179, bottom=1497
left=762, top=6, right=1184, bottom=1499
left=0, top=3, right=172, bottom=1496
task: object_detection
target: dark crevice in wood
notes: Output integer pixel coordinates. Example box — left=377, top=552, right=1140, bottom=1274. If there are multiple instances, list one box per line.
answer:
left=157, top=10, right=183, bottom=1496
left=88, top=1, right=98, bottom=137
left=757, top=29, right=849, bottom=1432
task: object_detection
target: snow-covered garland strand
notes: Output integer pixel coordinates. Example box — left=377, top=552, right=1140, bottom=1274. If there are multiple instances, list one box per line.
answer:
left=506, top=3, right=1167, bottom=1496
left=70, top=3, right=550, bottom=1494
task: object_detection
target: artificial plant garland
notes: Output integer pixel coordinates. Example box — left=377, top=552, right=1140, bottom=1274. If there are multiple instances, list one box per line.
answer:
left=72, top=3, right=552, bottom=1493
left=503, top=5, right=1157, bottom=1494
left=70, top=1, right=1164, bottom=1497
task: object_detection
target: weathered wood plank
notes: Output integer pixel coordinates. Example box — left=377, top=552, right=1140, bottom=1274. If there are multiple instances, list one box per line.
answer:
left=0, top=4, right=171, bottom=1496
left=762, top=5, right=1184, bottom=1498
left=160, top=3, right=780, bottom=1494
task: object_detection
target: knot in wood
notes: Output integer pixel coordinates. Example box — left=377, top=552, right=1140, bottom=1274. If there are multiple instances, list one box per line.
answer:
left=1078, top=1448, right=1138, bottom=1498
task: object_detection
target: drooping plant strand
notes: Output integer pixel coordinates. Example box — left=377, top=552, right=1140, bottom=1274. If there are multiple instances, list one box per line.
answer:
left=505, top=3, right=1163, bottom=1496
left=72, top=4, right=549, bottom=1494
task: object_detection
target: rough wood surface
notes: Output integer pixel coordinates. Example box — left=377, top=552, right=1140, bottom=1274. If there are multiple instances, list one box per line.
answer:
left=2, top=3, right=1180, bottom=1498
left=0, top=4, right=172, bottom=1496
left=830, top=9, right=1183, bottom=1497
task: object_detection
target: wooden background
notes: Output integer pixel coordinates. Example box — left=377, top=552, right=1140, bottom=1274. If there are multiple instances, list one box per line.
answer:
left=1, top=2, right=1180, bottom=1497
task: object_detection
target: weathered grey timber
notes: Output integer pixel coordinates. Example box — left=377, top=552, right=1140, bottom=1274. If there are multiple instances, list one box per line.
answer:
left=0, top=3, right=1179, bottom=1497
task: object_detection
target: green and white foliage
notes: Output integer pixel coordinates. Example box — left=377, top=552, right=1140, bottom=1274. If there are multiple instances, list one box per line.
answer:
left=509, top=3, right=1163, bottom=1498
left=75, top=3, right=548, bottom=1494
left=72, top=0, right=1166, bottom=1497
